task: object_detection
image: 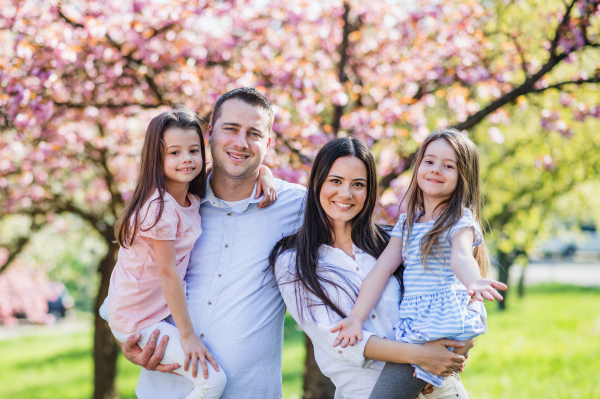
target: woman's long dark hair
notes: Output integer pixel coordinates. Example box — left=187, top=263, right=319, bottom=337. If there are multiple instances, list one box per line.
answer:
left=114, top=105, right=207, bottom=247
left=268, top=137, right=400, bottom=323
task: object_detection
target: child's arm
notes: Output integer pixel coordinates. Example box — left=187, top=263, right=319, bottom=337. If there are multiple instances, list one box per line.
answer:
left=256, top=165, right=277, bottom=208
left=450, top=228, right=507, bottom=301
left=153, top=239, right=220, bottom=379
left=330, top=236, right=404, bottom=347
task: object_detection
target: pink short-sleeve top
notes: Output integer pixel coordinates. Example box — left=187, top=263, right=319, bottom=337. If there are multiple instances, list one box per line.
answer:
left=107, top=189, right=202, bottom=333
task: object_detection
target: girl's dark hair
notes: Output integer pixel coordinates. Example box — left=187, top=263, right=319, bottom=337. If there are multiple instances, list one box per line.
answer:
left=114, top=105, right=207, bottom=247
left=268, top=137, right=400, bottom=322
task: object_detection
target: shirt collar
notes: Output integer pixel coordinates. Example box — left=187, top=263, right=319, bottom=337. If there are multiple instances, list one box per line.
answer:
left=201, top=173, right=264, bottom=213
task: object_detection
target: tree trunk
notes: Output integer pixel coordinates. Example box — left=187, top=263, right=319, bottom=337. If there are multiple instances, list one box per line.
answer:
left=303, top=333, right=335, bottom=399
left=93, top=241, right=120, bottom=399
left=497, top=250, right=511, bottom=311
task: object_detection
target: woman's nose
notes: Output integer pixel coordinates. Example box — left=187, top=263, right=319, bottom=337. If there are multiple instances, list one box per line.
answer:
left=338, top=185, right=352, bottom=198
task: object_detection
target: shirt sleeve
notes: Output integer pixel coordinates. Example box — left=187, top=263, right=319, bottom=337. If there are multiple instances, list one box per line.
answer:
left=390, top=213, right=407, bottom=240
left=448, top=208, right=483, bottom=247
left=138, top=200, right=179, bottom=240
left=274, top=252, right=375, bottom=367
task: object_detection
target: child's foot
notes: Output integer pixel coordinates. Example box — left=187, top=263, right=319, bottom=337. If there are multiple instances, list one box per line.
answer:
left=414, top=372, right=469, bottom=399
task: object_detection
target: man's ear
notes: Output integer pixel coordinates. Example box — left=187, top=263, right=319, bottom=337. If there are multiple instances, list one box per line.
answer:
left=207, top=124, right=213, bottom=143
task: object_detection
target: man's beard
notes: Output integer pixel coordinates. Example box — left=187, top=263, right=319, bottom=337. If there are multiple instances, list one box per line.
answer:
left=210, top=143, right=261, bottom=182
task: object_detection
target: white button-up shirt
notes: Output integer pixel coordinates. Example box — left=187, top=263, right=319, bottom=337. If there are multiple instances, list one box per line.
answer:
left=134, top=177, right=306, bottom=398
left=274, top=244, right=401, bottom=399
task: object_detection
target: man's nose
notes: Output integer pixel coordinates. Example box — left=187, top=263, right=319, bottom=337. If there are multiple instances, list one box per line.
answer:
left=232, top=131, right=249, bottom=149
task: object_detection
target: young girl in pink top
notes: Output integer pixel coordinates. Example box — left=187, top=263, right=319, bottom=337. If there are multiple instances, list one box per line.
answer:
left=107, top=106, right=276, bottom=399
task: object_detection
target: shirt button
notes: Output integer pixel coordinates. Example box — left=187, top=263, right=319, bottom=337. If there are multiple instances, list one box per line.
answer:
left=227, top=212, right=232, bottom=216
left=338, top=350, right=343, bottom=354
left=225, top=244, right=229, bottom=248
left=356, top=267, right=359, bottom=271
left=371, top=314, right=376, bottom=319
left=200, top=333, right=205, bottom=338
left=218, top=273, right=222, bottom=277
left=208, top=301, right=212, bottom=305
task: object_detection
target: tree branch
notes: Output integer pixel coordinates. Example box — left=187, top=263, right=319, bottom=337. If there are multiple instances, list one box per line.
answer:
left=331, top=2, right=354, bottom=134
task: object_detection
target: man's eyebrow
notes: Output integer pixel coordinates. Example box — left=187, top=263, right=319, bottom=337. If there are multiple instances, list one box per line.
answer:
left=222, top=122, right=242, bottom=127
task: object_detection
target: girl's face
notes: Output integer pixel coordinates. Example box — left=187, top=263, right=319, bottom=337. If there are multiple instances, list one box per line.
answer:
left=163, top=127, right=203, bottom=188
left=319, top=156, right=368, bottom=227
left=417, top=138, right=459, bottom=202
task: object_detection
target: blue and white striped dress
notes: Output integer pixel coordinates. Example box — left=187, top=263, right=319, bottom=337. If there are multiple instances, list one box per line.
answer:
left=390, top=208, right=487, bottom=387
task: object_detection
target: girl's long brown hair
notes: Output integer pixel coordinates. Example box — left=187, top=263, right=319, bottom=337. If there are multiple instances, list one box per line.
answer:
left=400, top=128, right=490, bottom=277
left=114, top=106, right=207, bottom=248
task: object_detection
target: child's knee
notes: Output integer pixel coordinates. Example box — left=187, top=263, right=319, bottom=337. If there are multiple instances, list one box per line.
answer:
left=205, top=365, right=227, bottom=398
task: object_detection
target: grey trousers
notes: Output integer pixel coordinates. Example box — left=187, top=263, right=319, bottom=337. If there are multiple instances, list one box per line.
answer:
left=369, top=363, right=427, bottom=399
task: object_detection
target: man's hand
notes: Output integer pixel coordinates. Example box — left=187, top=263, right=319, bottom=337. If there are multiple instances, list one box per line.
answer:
left=120, top=330, right=180, bottom=373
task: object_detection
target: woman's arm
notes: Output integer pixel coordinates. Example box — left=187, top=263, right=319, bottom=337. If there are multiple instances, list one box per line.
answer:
left=154, top=239, right=219, bottom=378
left=450, top=229, right=506, bottom=301
left=331, top=236, right=403, bottom=346
left=364, top=336, right=468, bottom=377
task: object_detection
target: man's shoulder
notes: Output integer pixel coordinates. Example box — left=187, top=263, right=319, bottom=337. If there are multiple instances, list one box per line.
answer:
left=274, top=179, right=306, bottom=199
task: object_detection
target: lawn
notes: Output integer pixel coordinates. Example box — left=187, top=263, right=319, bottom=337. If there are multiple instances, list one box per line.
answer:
left=1, top=284, right=598, bottom=399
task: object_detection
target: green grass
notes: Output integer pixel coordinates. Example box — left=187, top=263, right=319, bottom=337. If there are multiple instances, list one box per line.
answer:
left=1, top=284, right=598, bottom=399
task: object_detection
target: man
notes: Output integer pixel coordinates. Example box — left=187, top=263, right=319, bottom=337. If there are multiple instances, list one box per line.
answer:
left=107, top=88, right=306, bottom=398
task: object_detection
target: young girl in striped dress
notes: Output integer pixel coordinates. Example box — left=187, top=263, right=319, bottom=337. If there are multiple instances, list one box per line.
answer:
left=331, top=128, right=507, bottom=398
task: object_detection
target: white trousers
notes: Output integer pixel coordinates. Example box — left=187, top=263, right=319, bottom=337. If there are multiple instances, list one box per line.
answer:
left=112, top=321, right=227, bottom=399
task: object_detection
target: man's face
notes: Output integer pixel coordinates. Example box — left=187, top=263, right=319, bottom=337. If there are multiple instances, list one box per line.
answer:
left=208, top=99, right=272, bottom=181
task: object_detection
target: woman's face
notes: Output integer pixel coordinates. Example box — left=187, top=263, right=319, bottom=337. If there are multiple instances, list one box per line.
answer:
left=319, top=156, right=368, bottom=227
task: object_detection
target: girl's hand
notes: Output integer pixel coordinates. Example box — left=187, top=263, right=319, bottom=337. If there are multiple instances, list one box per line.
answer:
left=466, top=278, right=507, bottom=301
left=256, top=165, right=278, bottom=208
left=330, top=316, right=364, bottom=348
left=180, top=333, right=220, bottom=379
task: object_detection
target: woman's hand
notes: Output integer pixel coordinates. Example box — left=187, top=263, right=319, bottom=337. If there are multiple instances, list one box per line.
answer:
left=466, top=278, right=507, bottom=301
left=120, top=330, right=180, bottom=373
left=181, top=333, right=220, bottom=379
left=256, top=165, right=278, bottom=208
left=414, top=339, right=466, bottom=377
left=330, top=316, right=364, bottom=347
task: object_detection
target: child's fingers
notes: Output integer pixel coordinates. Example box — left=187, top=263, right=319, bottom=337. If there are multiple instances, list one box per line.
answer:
left=482, top=290, right=495, bottom=301
left=491, top=289, right=504, bottom=300
left=330, top=322, right=343, bottom=333
left=193, top=353, right=200, bottom=378
left=332, top=337, right=342, bottom=347
left=199, top=354, right=209, bottom=380
left=474, top=291, right=483, bottom=301
left=349, top=337, right=357, bottom=346
left=255, top=183, right=262, bottom=199
left=205, top=351, right=220, bottom=372
left=492, top=280, right=508, bottom=291
left=184, top=352, right=190, bottom=372
left=358, top=332, right=363, bottom=341
left=340, top=337, right=350, bottom=348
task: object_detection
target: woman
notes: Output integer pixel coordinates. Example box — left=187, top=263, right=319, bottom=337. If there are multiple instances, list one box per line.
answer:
left=269, top=138, right=471, bottom=399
